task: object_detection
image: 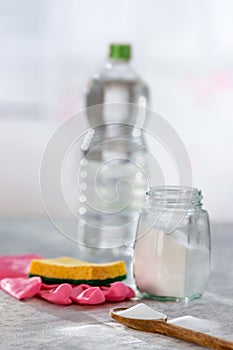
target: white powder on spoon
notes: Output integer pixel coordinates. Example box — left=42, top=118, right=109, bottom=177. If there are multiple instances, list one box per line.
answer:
left=168, top=316, right=218, bottom=333
left=116, top=304, right=217, bottom=333
left=117, top=303, right=167, bottom=320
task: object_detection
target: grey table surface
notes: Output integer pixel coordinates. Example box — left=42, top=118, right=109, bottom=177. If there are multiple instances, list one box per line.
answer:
left=0, top=219, right=233, bottom=350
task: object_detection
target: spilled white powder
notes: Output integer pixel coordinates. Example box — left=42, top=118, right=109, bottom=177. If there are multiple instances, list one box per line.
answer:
left=168, top=316, right=218, bottom=333
left=117, top=303, right=167, bottom=320
left=57, top=325, right=141, bottom=344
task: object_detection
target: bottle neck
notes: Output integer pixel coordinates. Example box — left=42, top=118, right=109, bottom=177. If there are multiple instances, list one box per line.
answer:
left=105, top=58, right=131, bottom=69
left=145, top=186, right=203, bottom=211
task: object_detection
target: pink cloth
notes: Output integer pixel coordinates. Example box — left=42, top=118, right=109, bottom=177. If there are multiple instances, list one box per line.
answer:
left=37, top=283, right=73, bottom=305
left=0, top=254, right=135, bottom=305
left=72, top=286, right=106, bottom=305
left=102, top=281, right=132, bottom=301
left=0, top=254, right=43, bottom=279
left=0, top=277, right=42, bottom=300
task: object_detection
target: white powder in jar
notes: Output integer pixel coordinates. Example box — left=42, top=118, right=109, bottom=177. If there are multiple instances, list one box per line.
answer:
left=134, top=227, right=208, bottom=298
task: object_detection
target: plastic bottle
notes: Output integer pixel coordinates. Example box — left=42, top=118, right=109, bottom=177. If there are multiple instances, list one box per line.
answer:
left=77, top=44, right=149, bottom=285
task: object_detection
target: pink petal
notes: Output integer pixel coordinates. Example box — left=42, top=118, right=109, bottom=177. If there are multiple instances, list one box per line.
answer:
left=37, top=283, right=73, bottom=305
left=126, top=286, right=135, bottom=299
left=104, top=282, right=129, bottom=302
left=0, top=277, right=42, bottom=300
left=41, top=283, right=60, bottom=290
left=70, top=284, right=90, bottom=300
left=100, top=286, right=109, bottom=295
left=0, top=254, right=43, bottom=279
left=74, top=287, right=105, bottom=305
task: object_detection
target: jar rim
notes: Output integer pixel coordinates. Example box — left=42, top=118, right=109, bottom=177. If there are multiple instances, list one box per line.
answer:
left=146, top=186, right=202, bottom=206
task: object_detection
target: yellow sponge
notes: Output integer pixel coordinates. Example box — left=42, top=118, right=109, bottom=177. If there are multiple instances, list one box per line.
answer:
left=29, top=257, right=127, bottom=286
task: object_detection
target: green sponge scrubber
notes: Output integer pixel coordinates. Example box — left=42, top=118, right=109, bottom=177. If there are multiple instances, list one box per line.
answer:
left=29, top=257, right=127, bottom=286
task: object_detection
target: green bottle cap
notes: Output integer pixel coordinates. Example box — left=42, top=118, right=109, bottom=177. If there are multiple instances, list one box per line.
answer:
left=109, top=44, right=131, bottom=60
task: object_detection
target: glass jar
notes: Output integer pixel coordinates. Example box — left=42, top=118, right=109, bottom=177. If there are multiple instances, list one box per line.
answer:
left=134, top=186, right=211, bottom=301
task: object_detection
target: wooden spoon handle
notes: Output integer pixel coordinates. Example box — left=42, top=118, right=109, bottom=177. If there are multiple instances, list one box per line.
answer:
left=110, top=308, right=233, bottom=350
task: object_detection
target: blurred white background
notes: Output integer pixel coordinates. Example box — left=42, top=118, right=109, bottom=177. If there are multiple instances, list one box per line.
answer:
left=0, top=0, right=233, bottom=222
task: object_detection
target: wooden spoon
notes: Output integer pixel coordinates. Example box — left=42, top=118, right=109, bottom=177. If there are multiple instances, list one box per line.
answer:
left=110, top=307, right=233, bottom=350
